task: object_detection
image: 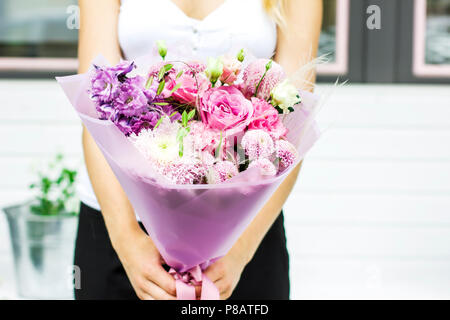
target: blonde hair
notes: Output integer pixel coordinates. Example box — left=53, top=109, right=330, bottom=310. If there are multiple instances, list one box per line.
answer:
left=262, top=0, right=287, bottom=28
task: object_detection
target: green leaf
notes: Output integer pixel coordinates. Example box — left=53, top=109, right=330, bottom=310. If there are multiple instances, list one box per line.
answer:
left=187, top=109, right=196, bottom=121
left=176, top=70, right=184, bottom=79
left=157, top=67, right=165, bottom=81
left=215, top=131, right=223, bottom=159
left=158, top=64, right=173, bottom=81
left=182, top=110, right=188, bottom=127
left=154, top=117, right=164, bottom=129
left=179, top=143, right=184, bottom=157
left=153, top=102, right=169, bottom=106
left=145, top=76, right=154, bottom=89
left=177, top=127, right=189, bottom=142
left=169, top=83, right=182, bottom=95
left=156, top=79, right=165, bottom=95
left=164, top=64, right=173, bottom=73
left=169, top=111, right=179, bottom=118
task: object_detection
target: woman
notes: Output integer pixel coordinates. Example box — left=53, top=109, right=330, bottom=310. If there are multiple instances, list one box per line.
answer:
left=75, top=0, right=322, bottom=300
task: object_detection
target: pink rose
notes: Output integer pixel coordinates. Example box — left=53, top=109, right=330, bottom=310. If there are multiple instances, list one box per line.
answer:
left=220, top=55, right=241, bottom=85
left=167, top=73, right=211, bottom=105
left=248, top=98, right=287, bottom=139
left=200, top=86, right=254, bottom=135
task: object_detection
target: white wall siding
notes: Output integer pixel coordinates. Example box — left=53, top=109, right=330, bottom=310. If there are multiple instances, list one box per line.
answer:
left=1, top=81, right=450, bottom=299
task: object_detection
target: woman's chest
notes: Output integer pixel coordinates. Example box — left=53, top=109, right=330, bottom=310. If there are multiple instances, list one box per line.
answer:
left=118, top=0, right=277, bottom=60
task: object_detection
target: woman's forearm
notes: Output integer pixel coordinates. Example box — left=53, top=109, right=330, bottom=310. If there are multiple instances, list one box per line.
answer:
left=82, top=128, right=142, bottom=247
left=78, top=0, right=142, bottom=249
left=230, top=0, right=322, bottom=263
left=232, top=164, right=302, bottom=263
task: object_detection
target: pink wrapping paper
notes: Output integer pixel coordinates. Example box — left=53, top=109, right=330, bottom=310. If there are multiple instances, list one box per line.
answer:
left=56, top=56, right=320, bottom=300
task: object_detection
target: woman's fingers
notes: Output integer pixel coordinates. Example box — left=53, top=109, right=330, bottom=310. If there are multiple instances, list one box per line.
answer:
left=204, top=261, right=225, bottom=283
left=213, top=277, right=232, bottom=300
left=145, top=264, right=177, bottom=297
left=140, top=279, right=176, bottom=300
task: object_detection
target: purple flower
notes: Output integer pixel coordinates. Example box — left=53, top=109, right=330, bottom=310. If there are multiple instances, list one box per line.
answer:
left=115, top=76, right=149, bottom=117
left=111, top=61, right=135, bottom=82
left=111, top=111, right=134, bottom=136
left=96, top=103, right=114, bottom=120
left=90, top=60, right=184, bottom=136
left=90, top=61, right=136, bottom=105
left=130, top=112, right=160, bottom=134
left=90, top=67, right=119, bottom=106
left=160, top=104, right=182, bottom=121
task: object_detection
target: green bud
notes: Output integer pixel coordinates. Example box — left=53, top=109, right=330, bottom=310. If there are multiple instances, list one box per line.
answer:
left=236, top=49, right=245, bottom=62
left=205, top=57, right=223, bottom=86
left=156, top=40, right=167, bottom=60
left=265, top=60, right=273, bottom=71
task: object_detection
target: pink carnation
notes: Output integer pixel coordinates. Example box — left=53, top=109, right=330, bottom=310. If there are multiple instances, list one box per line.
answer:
left=240, top=59, right=286, bottom=100
left=207, top=161, right=239, bottom=184
left=163, top=163, right=207, bottom=185
left=187, top=121, right=222, bottom=154
left=248, top=158, right=277, bottom=176
left=276, top=140, right=298, bottom=171
left=248, top=97, right=288, bottom=139
left=241, top=129, right=275, bottom=160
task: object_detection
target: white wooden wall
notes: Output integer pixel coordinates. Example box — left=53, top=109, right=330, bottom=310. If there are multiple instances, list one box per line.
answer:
left=0, top=80, right=449, bottom=299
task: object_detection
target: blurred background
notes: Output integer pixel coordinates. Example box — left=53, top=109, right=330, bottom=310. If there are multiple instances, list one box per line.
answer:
left=0, top=0, right=449, bottom=299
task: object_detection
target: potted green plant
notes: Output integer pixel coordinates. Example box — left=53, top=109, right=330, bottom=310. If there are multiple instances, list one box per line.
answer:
left=2, top=154, right=79, bottom=299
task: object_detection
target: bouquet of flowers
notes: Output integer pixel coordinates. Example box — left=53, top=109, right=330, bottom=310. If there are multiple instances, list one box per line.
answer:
left=57, top=42, right=320, bottom=300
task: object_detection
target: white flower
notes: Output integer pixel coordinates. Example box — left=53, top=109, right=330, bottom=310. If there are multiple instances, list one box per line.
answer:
left=131, top=118, right=181, bottom=165
left=270, top=79, right=301, bottom=114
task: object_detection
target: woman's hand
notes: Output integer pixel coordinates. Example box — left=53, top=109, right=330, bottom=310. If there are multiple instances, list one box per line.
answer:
left=113, top=227, right=177, bottom=300
left=203, top=239, right=251, bottom=300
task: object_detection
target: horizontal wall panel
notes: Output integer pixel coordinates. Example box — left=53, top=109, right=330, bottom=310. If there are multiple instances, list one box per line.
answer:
left=315, top=85, right=450, bottom=128
left=0, top=125, right=82, bottom=156
left=284, top=193, right=450, bottom=226
left=308, top=128, right=450, bottom=160
left=0, top=156, right=83, bottom=189
left=0, top=190, right=33, bottom=208
left=297, top=159, right=450, bottom=193
left=0, top=80, right=80, bottom=123
left=290, top=259, right=450, bottom=299
left=285, top=225, right=450, bottom=257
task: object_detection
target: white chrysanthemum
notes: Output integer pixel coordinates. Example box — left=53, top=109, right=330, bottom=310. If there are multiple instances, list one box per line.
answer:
left=131, top=118, right=181, bottom=165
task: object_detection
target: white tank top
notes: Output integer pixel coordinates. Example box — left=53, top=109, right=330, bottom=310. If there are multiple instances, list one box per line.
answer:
left=78, top=0, right=278, bottom=211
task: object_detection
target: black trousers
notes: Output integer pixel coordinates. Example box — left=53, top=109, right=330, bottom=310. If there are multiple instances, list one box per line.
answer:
left=74, top=202, right=290, bottom=300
